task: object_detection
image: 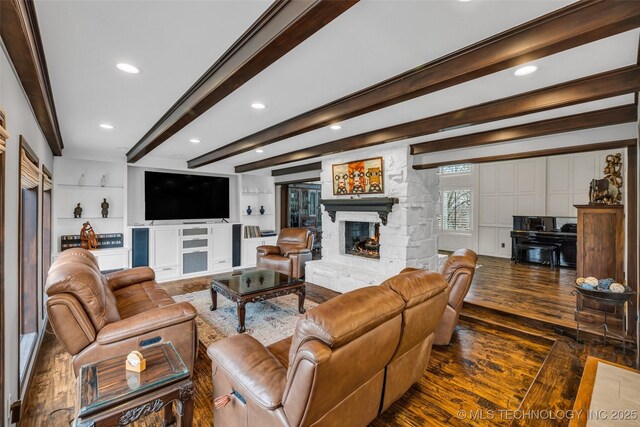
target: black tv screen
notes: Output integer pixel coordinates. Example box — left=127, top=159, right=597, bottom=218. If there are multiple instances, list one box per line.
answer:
left=145, top=171, right=229, bottom=220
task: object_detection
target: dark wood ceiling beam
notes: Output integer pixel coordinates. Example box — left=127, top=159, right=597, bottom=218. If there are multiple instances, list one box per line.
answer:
left=413, top=139, right=637, bottom=170
left=126, top=0, right=358, bottom=163
left=233, top=65, right=640, bottom=173
left=189, top=0, right=640, bottom=168
left=271, top=161, right=322, bottom=176
left=0, top=0, right=64, bottom=155
left=411, top=104, right=637, bottom=155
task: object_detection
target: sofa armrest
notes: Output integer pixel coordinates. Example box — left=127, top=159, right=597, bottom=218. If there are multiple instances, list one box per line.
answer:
left=284, top=248, right=310, bottom=257
left=208, top=334, right=287, bottom=410
left=257, top=245, right=281, bottom=256
left=97, top=302, right=196, bottom=344
left=105, top=267, right=156, bottom=291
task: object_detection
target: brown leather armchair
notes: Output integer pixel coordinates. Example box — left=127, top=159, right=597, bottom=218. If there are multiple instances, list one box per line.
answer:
left=256, top=228, right=313, bottom=279
left=433, top=248, right=478, bottom=345
left=45, top=248, right=198, bottom=376
left=208, top=269, right=448, bottom=426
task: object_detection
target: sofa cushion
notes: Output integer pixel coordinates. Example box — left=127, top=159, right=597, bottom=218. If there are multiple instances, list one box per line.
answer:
left=381, top=269, right=448, bottom=308
left=288, top=286, right=404, bottom=362
left=114, top=281, right=175, bottom=319
left=267, top=336, right=292, bottom=368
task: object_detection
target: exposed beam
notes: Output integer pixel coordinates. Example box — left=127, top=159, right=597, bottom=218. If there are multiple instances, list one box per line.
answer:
left=412, top=139, right=637, bottom=170
left=189, top=0, right=640, bottom=168
left=127, top=0, right=358, bottom=163
left=234, top=65, right=640, bottom=172
left=271, top=161, right=322, bottom=176
left=411, top=105, right=637, bottom=155
left=0, top=0, right=64, bottom=155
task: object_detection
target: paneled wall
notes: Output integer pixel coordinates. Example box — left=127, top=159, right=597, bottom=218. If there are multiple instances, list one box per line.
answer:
left=438, top=149, right=627, bottom=258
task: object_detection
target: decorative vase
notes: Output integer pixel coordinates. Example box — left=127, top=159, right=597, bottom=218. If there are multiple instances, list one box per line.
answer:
left=246, top=206, right=252, bottom=215
left=259, top=206, right=265, bottom=215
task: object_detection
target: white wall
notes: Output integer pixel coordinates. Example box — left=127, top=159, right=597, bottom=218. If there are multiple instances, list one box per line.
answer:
left=1, top=44, right=54, bottom=419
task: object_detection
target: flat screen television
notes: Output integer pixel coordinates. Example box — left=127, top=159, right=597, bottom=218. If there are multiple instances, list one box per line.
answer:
left=145, top=171, right=229, bottom=220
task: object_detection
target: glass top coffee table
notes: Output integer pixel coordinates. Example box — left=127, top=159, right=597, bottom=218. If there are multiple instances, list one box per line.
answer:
left=210, top=269, right=306, bottom=333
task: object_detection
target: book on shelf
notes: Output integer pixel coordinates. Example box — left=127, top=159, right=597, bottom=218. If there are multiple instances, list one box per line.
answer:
left=243, top=225, right=262, bottom=239
left=60, top=233, right=124, bottom=250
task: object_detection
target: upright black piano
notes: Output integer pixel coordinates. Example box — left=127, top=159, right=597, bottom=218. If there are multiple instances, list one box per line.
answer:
left=511, top=216, right=577, bottom=268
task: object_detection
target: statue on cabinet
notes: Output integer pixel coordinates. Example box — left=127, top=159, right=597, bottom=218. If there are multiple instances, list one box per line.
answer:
left=589, top=152, right=624, bottom=205
left=101, top=198, right=109, bottom=218
left=80, top=222, right=98, bottom=250
left=73, top=203, right=83, bottom=218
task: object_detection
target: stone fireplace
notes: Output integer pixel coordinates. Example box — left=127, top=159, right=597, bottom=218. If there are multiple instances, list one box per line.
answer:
left=305, top=145, right=440, bottom=293
left=343, top=221, right=380, bottom=259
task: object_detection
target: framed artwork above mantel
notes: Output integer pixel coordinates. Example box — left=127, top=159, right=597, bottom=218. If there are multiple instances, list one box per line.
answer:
left=332, top=156, right=384, bottom=195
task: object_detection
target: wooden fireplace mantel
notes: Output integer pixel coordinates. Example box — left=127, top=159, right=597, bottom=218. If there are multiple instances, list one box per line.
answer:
left=320, top=197, right=399, bottom=225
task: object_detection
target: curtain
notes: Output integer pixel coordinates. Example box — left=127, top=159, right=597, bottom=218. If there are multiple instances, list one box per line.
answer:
left=21, top=149, right=40, bottom=190
left=42, top=170, right=52, bottom=192
left=0, top=112, right=8, bottom=152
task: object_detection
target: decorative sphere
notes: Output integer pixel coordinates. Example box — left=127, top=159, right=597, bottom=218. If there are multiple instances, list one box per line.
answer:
left=598, top=278, right=614, bottom=290
left=610, top=283, right=625, bottom=293
left=581, top=283, right=595, bottom=290
left=576, top=277, right=586, bottom=285
left=585, top=277, right=599, bottom=287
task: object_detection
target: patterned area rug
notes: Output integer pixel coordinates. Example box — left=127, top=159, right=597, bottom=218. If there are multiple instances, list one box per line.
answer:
left=173, top=289, right=316, bottom=349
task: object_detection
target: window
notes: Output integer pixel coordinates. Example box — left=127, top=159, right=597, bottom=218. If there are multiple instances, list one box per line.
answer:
left=440, top=190, right=471, bottom=231
left=41, top=166, right=52, bottom=318
left=438, top=164, right=472, bottom=175
left=19, top=136, right=39, bottom=391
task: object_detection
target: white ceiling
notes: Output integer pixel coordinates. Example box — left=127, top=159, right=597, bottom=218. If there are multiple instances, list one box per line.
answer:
left=34, top=0, right=639, bottom=174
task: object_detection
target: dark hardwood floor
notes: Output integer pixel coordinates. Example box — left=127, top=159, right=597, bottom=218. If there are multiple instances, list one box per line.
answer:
left=20, top=259, right=637, bottom=426
left=466, top=255, right=577, bottom=329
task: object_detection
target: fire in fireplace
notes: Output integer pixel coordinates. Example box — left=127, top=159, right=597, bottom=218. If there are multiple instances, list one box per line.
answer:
left=344, top=221, right=380, bottom=259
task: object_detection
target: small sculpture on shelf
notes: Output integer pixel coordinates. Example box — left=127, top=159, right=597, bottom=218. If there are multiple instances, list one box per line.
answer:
left=101, top=198, right=109, bottom=218
left=101, top=173, right=108, bottom=187
left=246, top=206, right=252, bottom=215
left=79, top=173, right=86, bottom=186
left=259, top=206, right=265, bottom=215
left=80, top=222, right=98, bottom=250
left=589, top=152, right=624, bottom=205
left=73, top=203, right=83, bottom=218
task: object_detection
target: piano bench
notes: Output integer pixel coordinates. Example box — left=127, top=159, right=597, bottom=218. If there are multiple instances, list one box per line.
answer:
left=514, top=242, right=560, bottom=268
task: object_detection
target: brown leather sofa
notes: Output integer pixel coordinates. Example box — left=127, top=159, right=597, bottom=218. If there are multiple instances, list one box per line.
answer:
left=45, top=248, right=198, bottom=376
left=433, top=248, right=478, bottom=345
left=207, top=269, right=448, bottom=426
left=256, top=228, right=314, bottom=279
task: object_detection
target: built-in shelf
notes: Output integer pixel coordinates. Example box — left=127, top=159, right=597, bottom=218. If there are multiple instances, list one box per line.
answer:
left=57, top=184, right=124, bottom=189
left=59, top=217, right=124, bottom=220
left=242, top=191, right=274, bottom=195
left=242, top=214, right=273, bottom=217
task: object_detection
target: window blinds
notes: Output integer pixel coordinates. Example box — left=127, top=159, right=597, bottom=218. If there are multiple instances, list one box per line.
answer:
left=43, top=170, right=52, bottom=192
left=0, top=113, right=8, bottom=153
left=21, top=149, right=40, bottom=190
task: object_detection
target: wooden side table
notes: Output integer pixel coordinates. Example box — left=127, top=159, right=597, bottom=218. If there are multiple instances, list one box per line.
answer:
left=75, top=342, right=194, bottom=426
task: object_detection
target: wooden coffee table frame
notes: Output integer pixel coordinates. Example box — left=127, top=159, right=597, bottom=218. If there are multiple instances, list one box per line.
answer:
left=210, top=276, right=306, bottom=333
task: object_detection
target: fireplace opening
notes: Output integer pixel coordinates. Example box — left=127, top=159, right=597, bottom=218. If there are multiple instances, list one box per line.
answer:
left=344, top=221, right=380, bottom=259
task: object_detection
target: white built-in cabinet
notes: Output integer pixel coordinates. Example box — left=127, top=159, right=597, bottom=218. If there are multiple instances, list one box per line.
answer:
left=242, top=236, right=278, bottom=268
left=133, top=224, right=236, bottom=282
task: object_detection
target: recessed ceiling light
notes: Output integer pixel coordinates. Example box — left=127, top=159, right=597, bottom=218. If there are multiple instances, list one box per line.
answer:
left=514, top=65, right=538, bottom=77
left=99, top=123, right=114, bottom=130
left=255, top=149, right=264, bottom=153
left=458, top=0, right=472, bottom=2
left=190, top=138, right=200, bottom=144
left=116, top=63, right=140, bottom=74
left=251, top=102, right=266, bottom=110
left=330, top=124, right=342, bottom=130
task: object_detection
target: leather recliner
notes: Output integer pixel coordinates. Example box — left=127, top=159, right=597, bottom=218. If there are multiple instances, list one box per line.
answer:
left=45, top=248, right=198, bottom=376
left=256, top=228, right=314, bottom=279
left=433, top=248, right=479, bottom=345
left=207, top=269, right=448, bottom=426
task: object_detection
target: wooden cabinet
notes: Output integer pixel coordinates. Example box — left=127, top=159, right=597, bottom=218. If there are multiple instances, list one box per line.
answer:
left=210, top=226, right=232, bottom=272
left=575, top=205, right=624, bottom=281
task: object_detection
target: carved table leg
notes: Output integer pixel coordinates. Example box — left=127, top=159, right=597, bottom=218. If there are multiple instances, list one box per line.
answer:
left=237, top=301, right=246, bottom=333
left=210, top=288, right=217, bottom=311
left=163, top=402, right=176, bottom=427
left=298, top=287, right=306, bottom=314
left=178, top=382, right=195, bottom=427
